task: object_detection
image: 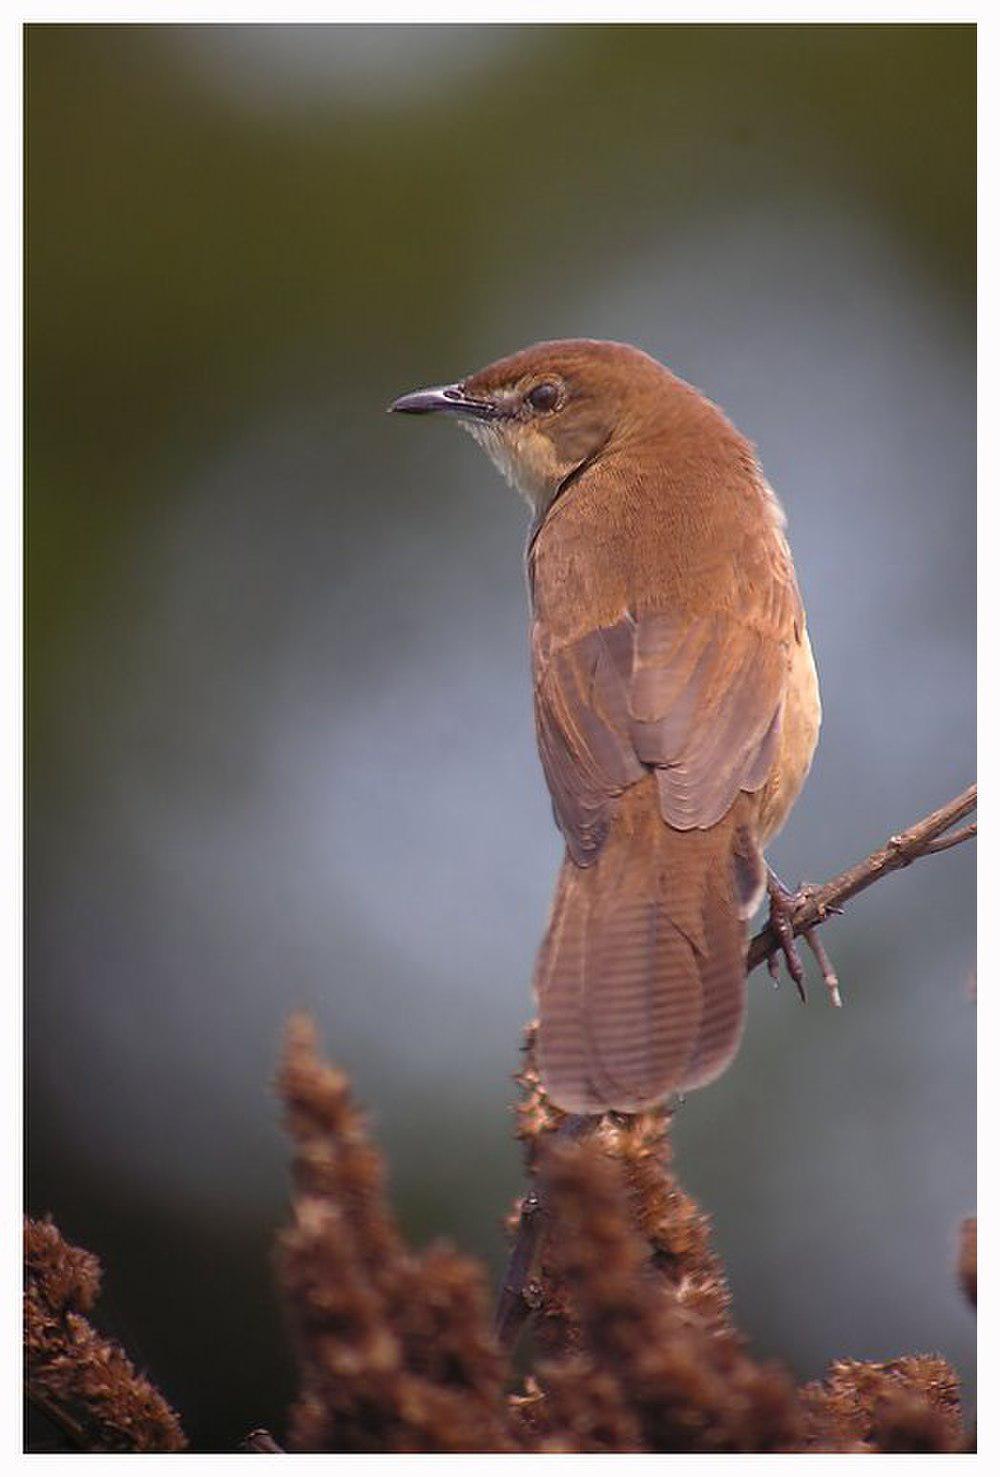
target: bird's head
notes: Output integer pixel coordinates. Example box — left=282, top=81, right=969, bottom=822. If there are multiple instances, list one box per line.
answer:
left=390, top=338, right=681, bottom=516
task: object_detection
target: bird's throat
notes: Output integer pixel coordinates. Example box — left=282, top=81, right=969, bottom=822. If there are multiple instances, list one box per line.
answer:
left=459, top=420, right=564, bottom=516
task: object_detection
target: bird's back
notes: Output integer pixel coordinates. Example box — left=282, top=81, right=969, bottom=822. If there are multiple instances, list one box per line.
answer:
left=528, top=400, right=817, bottom=1111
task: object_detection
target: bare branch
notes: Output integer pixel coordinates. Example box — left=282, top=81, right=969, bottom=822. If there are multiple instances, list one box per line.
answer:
left=747, top=784, right=976, bottom=975
left=923, top=823, right=976, bottom=856
left=243, top=1428, right=285, bottom=1453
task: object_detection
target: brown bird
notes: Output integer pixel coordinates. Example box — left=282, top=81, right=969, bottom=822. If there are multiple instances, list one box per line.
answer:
left=391, top=339, right=822, bottom=1114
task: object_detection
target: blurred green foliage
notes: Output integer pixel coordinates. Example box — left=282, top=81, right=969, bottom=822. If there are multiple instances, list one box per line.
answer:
left=28, top=24, right=972, bottom=679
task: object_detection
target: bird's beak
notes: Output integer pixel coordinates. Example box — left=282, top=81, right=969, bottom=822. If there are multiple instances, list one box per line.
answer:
left=388, top=383, right=497, bottom=421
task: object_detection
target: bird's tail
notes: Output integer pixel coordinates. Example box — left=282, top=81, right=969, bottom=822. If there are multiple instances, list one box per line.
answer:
left=534, top=780, right=762, bottom=1113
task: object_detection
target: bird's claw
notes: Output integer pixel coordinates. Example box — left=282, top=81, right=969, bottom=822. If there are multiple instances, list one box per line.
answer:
left=765, top=871, right=842, bottom=1007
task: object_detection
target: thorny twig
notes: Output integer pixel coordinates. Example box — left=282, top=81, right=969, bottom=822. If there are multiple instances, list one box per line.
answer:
left=747, top=783, right=976, bottom=977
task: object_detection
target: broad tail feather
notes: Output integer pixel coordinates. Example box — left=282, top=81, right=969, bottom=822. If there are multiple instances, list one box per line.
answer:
left=535, top=786, right=756, bottom=1113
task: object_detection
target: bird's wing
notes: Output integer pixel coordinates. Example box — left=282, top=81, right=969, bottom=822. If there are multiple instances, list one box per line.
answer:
left=533, top=600, right=793, bottom=865
left=533, top=621, right=646, bottom=866
left=630, top=607, right=786, bottom=831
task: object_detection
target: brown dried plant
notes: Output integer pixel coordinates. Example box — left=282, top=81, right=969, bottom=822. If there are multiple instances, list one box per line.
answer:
left=23, top=785, right=975, bottom=1452
left=22, top=1016, right=974, bottom=1453
left=272, top=1017, right=973, bottom=1454
left=275, top=1013, right=515, bottom=1452
left=24, top=1215, right=187, bottom=1452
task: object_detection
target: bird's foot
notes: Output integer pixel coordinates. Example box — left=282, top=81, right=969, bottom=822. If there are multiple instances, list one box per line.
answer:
left=765, top=870, right=842, bottom=1008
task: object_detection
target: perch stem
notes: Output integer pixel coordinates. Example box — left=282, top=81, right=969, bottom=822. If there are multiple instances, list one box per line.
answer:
left=243, top=1428, right=285, bottom=1453
left=747, top=784, right=976, bottom=975
left=494, top=1113, right=594, bottom=1352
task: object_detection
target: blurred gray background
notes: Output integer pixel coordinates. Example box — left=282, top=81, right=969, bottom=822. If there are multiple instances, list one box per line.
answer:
left=27, top=23, right=975, bottom=1451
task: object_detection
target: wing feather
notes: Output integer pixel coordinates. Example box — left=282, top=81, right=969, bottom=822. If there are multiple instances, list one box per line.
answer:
left=534, top=607, right=788, bottom=856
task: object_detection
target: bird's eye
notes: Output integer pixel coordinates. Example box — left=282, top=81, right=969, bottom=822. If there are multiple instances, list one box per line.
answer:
left=526, top=382, right=559, bottom=413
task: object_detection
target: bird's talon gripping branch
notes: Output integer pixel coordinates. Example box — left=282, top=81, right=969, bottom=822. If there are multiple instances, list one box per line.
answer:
left=777, top=950, right=808, bottom=1003
left=766, top=871, right=807, bottom=999
left=804, top=927, right=842, bottom=1007
left=797, top=884, right=841, bottom=919
left=766, top=869, right=842, bottom=1007
left=767, top=952, right=782, bottom=989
